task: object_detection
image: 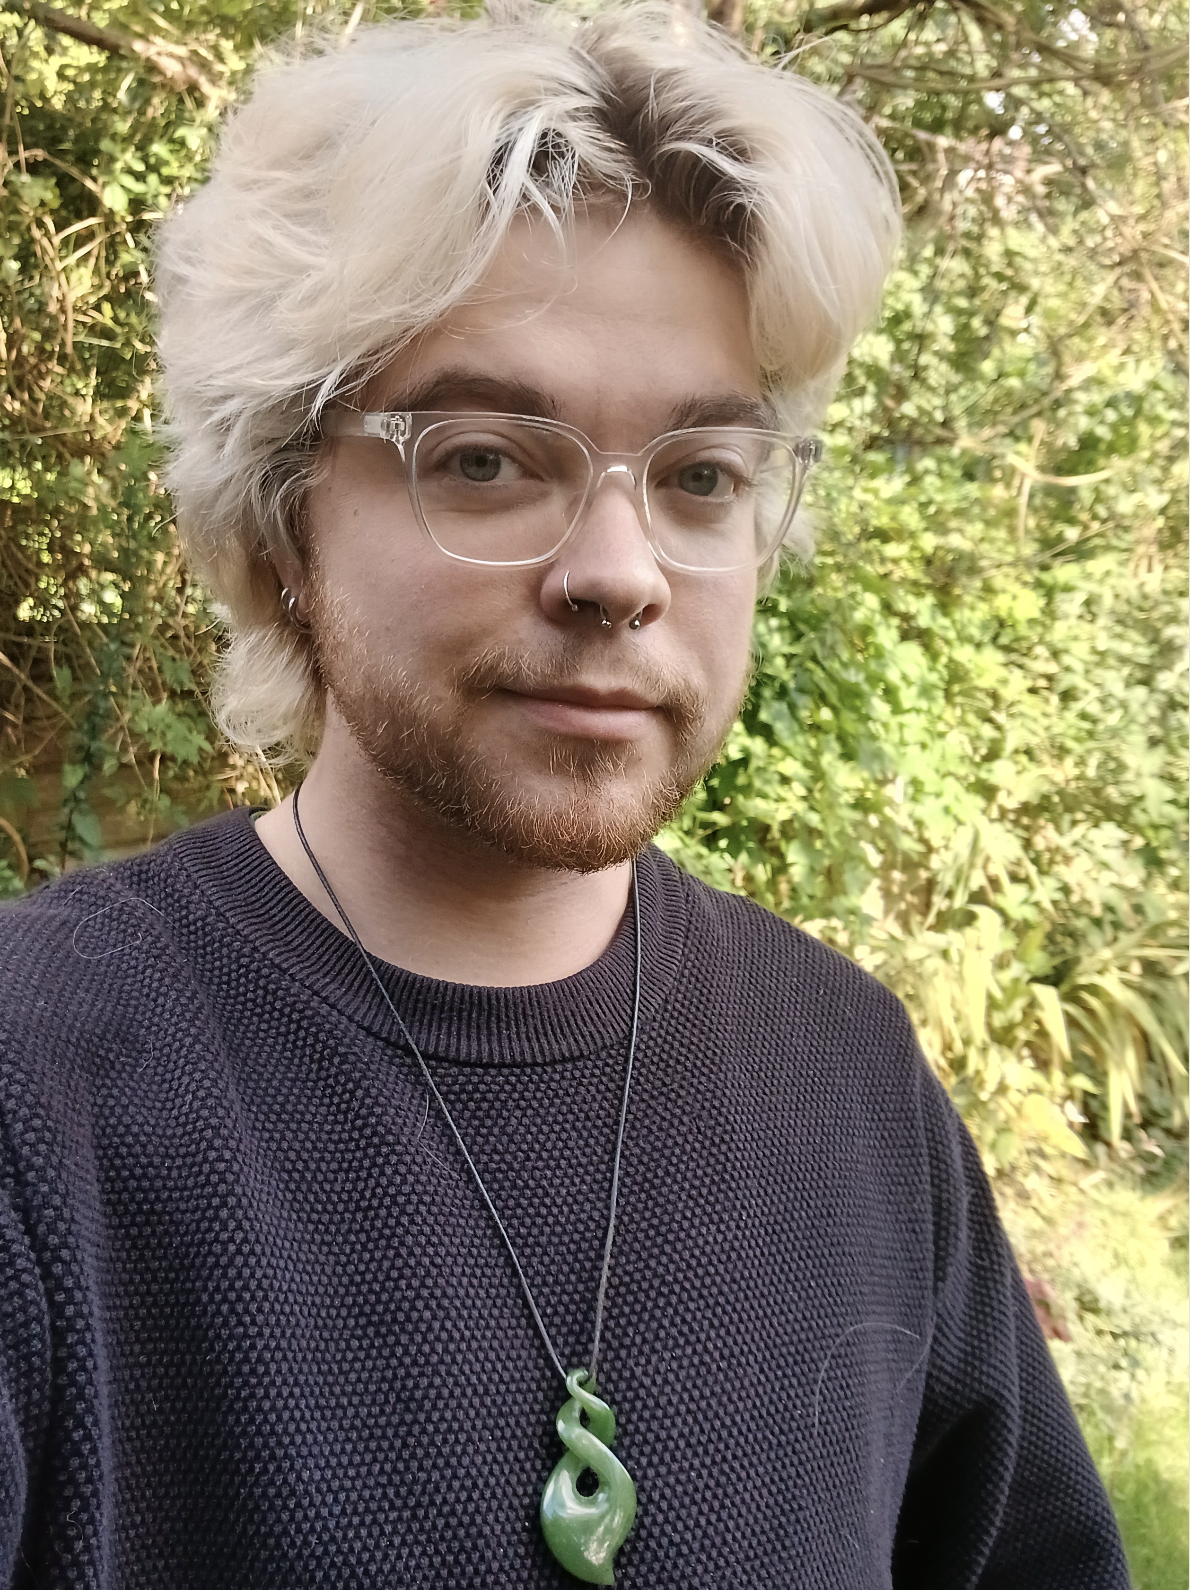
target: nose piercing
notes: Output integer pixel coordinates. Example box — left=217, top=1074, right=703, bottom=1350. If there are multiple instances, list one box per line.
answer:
left=563, top=571, right=640, bottom=632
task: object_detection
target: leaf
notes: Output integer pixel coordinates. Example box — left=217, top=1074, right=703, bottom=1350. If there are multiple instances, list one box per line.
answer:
left=69, top=807, right=103, bottom=852
left=1018, top=1092, right=1088, bottom=1160
left=960, top=907, right=1002, bottom=1048
left=1032, top=983, right=1072, bottom=1071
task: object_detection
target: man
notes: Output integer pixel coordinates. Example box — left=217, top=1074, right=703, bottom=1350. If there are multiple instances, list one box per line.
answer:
left=0, top=4, right=1128, bottom=1586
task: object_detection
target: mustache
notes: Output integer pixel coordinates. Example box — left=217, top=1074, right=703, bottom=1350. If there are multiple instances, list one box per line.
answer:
left=454, top=642, right=708, bottom=736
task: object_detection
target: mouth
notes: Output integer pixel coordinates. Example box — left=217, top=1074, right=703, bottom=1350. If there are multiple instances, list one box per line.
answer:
left=499, top=683, right=662, bottom=740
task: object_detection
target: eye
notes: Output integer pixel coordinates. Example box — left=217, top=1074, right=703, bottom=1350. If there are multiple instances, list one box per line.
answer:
left=660, top=452, right=752, bottom=504
left=428, top=433, right=542, bottom=487
left=676, top=461, right=732, bottom=499
left=455, top=446, right=505, bottom=483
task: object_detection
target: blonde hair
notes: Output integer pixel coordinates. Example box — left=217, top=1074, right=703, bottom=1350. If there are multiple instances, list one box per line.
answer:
left=156, top=0, right=900, bottom=757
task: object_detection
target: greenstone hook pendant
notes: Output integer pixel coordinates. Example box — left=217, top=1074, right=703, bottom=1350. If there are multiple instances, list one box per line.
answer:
left=541, top=1370, right=637, bottom=1585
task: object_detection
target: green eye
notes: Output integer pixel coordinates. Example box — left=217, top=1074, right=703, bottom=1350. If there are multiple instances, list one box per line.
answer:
left=457, top=447, right=503, bottom=483
left=677, top=462, right=726, bottom=498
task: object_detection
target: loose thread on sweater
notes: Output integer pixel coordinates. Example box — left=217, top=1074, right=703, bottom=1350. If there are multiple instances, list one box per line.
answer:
left=72, top=899, right=165, bottom=960
left=811, top=1322, right=926, bottom=1441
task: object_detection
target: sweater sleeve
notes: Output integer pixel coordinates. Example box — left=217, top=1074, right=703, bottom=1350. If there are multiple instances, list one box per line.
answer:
left=0, top=1147, right=51, bottom=1590
left=892, top=1070, right=1131, bottom=1590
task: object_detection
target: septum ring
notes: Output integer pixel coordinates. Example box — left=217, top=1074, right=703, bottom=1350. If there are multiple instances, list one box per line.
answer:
left=562, top=570, right=643, bottom=633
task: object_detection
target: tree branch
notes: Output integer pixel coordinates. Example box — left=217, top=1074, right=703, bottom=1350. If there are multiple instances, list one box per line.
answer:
left=803, top=0, right=923, bottom=31
left=844, top=42, right=1186, bottom=94
left=1, top=0, right=215, bottom=98
left=706, top=0, right=746, bottom=37
left=0, top=815, right=29, bottom=883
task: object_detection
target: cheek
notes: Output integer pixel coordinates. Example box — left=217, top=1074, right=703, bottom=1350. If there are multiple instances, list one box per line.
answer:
left=308, top=481, right=537, bottom=670
left=688, top=579, right=756, bottom=696
left=307, top=445, right=415, bottom=574
left=307, top=472, right=436, bottom=622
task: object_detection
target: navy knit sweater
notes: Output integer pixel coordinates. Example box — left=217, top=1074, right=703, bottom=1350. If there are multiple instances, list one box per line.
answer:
left=0, top=809, right=1127, bottom=1588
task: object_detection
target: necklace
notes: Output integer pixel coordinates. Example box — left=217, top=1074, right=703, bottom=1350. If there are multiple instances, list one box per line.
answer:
left=291, top=786, right=640, bottom=1584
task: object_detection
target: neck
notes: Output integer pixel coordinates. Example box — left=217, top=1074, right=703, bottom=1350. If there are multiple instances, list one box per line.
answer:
left=253, top=738, right=634, bottom=988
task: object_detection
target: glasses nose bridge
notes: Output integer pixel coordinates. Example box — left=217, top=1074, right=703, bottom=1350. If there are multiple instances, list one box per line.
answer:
left=592, top=454, right=638, bottom=487
left=584, top=447, right=649, bottom=527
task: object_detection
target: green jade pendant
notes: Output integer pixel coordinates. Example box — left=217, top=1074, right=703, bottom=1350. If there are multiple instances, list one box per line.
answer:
left=541, top=1370, right=637, bottom=1584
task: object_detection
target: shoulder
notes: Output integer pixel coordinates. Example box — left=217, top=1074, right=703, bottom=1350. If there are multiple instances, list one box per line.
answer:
left=645, top=850, right=975, bottom=1249
left=0, top=811, right=247, bottom=1083
left=646, top=855, right=989, bottom=1245
left=650, top=843, right=916, bottom=1042
left=643, top=844, right=938, bottom=1146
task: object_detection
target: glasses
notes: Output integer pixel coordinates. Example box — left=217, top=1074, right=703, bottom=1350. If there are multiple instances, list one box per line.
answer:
left=323, top=409, right=821, bottom=573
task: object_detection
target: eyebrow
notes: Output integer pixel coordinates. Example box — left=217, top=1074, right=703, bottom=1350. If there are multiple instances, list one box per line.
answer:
left=380, top=370, right=561, bottom=421
left=666, top=392, right=777, bottom=432
left=378, top=368, right=776, bottom=433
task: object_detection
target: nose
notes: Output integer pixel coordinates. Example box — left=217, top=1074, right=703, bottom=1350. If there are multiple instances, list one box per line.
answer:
left=540, top=467, right=671, bottom=632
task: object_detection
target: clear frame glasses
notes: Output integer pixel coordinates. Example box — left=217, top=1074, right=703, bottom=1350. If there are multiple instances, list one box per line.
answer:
left=323, top=409, right=821, bottom=573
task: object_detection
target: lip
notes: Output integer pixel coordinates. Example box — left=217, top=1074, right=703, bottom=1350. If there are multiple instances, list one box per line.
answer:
left=517, top=683, right=658, bottom=711
left=498, top=684, right=661, bottom=739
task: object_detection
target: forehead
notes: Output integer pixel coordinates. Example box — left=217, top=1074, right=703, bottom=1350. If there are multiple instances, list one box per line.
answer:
left=371, top=208, right=763, bottom=442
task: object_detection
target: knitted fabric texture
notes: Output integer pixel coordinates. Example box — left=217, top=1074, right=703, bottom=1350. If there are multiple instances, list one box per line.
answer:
left=0, top=810, right=1128, bottom=1588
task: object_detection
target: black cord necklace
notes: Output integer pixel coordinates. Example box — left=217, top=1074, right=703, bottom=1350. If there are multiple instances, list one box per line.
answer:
left=291, top=784, right=640, bottom=1584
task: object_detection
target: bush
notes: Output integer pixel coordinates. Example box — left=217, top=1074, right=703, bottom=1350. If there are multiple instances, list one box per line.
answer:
left=998, top=1161, right=1190, bottom=1589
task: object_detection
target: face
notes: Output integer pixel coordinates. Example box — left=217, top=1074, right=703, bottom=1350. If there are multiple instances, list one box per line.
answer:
left=302, top=208, right=762, bottom=872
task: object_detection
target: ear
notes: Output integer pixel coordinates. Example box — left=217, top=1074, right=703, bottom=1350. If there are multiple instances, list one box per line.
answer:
left=272, top=549, right=303, bottom=595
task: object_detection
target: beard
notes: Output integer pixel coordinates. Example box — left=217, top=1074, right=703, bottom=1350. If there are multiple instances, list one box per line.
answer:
left=310, top=589, right=747, bottom=873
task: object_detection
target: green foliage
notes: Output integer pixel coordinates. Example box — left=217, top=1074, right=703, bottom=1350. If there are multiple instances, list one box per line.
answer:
left=1, top=0, right=1186, bottom=1166
left=999, top=1165, right=1190, bottom=1589
left=0, top=0, right=394, bottom=869
left=1, top=1, right=228, bottom=868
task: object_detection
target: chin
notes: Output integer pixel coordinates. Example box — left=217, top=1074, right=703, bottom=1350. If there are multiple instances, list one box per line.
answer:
left=468, top=796, right=679, bottom=872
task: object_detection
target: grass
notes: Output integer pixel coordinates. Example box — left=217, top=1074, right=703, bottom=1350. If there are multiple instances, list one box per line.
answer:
left=1083, top=1384, right=1190, bottom=1590
left=997, top=1157, right=1189, bottom=1590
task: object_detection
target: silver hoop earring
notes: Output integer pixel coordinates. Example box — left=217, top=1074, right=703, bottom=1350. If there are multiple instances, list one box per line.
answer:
left=280, top=586, right=309, bottom=630
left=562, top=571, right=579, bottom=613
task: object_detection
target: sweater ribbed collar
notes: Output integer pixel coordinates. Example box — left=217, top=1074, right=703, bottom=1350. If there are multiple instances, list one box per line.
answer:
left=169, top=806, right=691, bottom=1068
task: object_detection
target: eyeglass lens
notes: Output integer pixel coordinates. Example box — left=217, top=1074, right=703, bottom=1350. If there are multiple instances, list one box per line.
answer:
left=408, top=417, right=802, bottom=569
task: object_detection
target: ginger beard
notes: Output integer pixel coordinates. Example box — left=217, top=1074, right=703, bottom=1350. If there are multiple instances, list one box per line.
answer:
left=310, top=584, right=748, bottom=873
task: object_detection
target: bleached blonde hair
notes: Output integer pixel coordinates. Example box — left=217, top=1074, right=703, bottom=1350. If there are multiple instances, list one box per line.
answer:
left=156, top=0, right=900, bottom=757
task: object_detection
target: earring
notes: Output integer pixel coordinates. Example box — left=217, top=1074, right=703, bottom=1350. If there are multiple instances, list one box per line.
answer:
left=280, top=586, right=309, bottom=630
left=562, top=571, right=579, bottom=612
